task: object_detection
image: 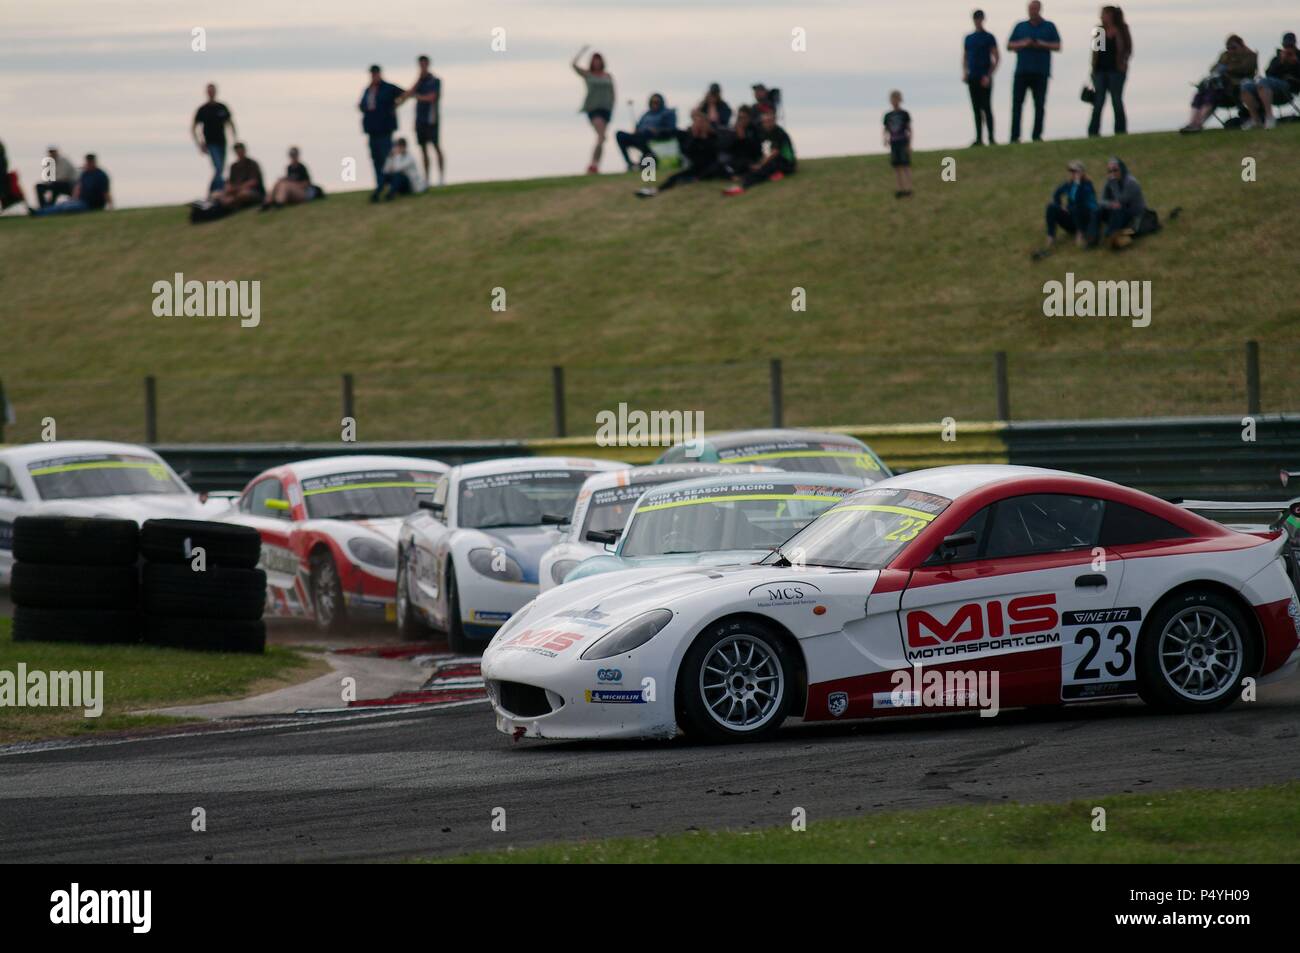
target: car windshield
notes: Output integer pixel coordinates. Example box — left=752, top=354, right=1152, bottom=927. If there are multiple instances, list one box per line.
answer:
left=301, top=469, right=442, bottom=519
left=715, top=442, right=885, bottom=480
left=766, top=486, right=953, bottom=570
left=458, top=469, right=590, bottom=529
left=619, top=481, right=854, bottom=557
left=28, top=453, right=186, bottom=501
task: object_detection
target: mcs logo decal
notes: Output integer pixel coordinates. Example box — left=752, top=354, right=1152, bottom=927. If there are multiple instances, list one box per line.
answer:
left=907, top=594, right=1058, bottom=647
left=750, top=580, right=821, bottom=608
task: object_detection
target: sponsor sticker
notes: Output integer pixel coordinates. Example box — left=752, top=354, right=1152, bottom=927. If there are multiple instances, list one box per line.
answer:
left=827, top=691, right=848, bottom=717
left=473, top=610, right=512, bottom=622
left=585, top=689, right=647, bottom=704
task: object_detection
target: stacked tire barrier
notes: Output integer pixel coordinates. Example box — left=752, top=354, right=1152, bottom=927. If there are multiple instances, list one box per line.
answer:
left=8, top=516, right=267, bottom=653
left=11, top=517, right=141, bottom=645
left=140, top=520, right=267, bottom=653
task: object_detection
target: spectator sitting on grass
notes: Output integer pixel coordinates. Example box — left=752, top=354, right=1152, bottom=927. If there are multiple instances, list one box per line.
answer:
left=214, top=142, right=264, bottom=209
left=722, top=105, right=795, bottom=196
left=700, top=83, right=732, bottom=128
left=30, top=153, right=111, bottom=217
left=1180, top=34, right=1258, bottom=133
left=261, top=147, right=319, bottom=211
left=1241, top=32, right=1299, bottom=129
left=36, top=146, right=79, bottom=209
left=715, top=105, right=762, bottom=177
left=1034, top=159, right=1098, bottom=259
left=376, top=137, right=426, bottom=201
left=635, top=109, right=719, bottom=197
left=615, top=93, right=677, bottom=171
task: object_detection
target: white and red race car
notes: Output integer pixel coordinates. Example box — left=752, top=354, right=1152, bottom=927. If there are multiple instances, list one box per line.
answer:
left=482, top=465, right=1300, bottom=742
left=222, top=455, right=448, bottom=630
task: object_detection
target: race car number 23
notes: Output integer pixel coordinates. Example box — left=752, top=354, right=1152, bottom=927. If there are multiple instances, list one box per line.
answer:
left=1061, top=607, right=1141, bottom=700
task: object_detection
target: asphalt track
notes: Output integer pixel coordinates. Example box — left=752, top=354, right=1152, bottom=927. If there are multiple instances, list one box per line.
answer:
left=1, top=676, right=1298, bottom=863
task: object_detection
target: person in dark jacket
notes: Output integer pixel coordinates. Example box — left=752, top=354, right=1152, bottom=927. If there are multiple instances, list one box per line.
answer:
left=1180, top=35, right=1258, bottom=132
left=615, top=93, right=678, bottom=170
left=214, top=142, right=264, bottom=209
left=1241, top=32, right=1299, bottom=129
left=635, top=109, right=720, bottom=197
left=700, top=83, right=732, bottom=128
left=261, top=147, right=318, bottom=210
left=715, top=105, right=762, bottom=177
left=1042, top=160, right=1099, bottom=250
left=1088, top=5, right=1132, bottom=136
left=359, top=64, right=409, bottom=197
left=30, top=154, right=112, bottom=216
left=1097, top=156, right=1149, bottom=247
left=723, top=107, right=795, bottom=194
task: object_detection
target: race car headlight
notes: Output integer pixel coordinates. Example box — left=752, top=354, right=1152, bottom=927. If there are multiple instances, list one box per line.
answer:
left=468, top=547, right=524, bottom=582
left=580, top=609, right=674, bottom=660
left=346, top=537, right=397, bottom=569
left=550, top=559, right=581, bottom=585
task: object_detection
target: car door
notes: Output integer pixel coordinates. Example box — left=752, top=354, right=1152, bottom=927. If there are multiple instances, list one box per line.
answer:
left=230, top=477, right=303, bottom=613
left=408, top=474, right=451, bottom=624
left=0, top=461, right=27, bottom=580
left=898, top=493, right=1126, bottom=707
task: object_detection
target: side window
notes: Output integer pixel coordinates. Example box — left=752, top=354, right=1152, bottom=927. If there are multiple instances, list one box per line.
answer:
left=247, top=479, right=288, bottom=519
left=0, top=463, right=20, bottom=499
left=984, top=494, right=1104, bottom=559
left=923, top=506, right=991, bottom=565
left=1099, top=501, right=1193, bottom=546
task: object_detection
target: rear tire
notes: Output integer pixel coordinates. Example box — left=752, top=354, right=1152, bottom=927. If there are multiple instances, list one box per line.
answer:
left=677, top=618, right=793, bottom=743
left=310, top=550, right=349, bottom=633
left=1137, top=589, right=1255, bottom=713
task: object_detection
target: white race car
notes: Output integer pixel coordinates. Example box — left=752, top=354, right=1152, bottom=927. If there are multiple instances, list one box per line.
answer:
left=657, top=428, right=891, bottom=482
left=0, top=440, right=225, bottom=585
left=482, top=465, right=1300, bottom=742
left=222, top=455, right=448, bottom=630
left=395, top=457, right=626, bottom=652
left=537, top=462, right=777, bottom=592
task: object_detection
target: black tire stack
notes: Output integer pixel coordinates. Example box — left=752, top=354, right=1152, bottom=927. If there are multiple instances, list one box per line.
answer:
left=10, top=516, right=142, bottom=645
left=139, top=519, right=267, bottom=653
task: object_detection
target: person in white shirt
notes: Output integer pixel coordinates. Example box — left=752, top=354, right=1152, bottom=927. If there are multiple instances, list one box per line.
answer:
left=36, top=146, right=79, bottom=208
left=375, top=137, right=426, bottom=201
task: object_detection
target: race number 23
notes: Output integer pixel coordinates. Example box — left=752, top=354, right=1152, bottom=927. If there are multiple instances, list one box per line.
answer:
left=1072, top=625, right=1133, bottom=680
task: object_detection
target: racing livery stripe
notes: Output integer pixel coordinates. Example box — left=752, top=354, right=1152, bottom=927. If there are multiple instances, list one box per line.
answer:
left=635, top=493, right=845, bottom=512
left=824, top=503, right=938, bottom=521
left=28, top=461, right=165, bottom=476
left=302, top=481, right=435, bottom=495
left=724, top=450, right=869, bottom=463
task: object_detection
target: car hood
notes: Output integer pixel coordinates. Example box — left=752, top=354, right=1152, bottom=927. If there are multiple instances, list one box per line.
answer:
left=566, top=549, right=765, bottom=583
left=466, top=525, right=563, bottom=584
left=30, top=493, right=212, bottom=524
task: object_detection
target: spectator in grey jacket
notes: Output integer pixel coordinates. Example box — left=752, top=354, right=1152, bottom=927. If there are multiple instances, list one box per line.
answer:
left=1098, top=156, right=1146, bottom=246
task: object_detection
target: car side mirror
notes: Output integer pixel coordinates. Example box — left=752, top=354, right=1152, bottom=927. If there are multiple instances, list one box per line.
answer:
left=936, top=530, right=978, bottom=562
left=264, top=498, right=290, bottom=512
left=419, top=499, right=445, bottom=517
left=541, top=513, right=570, bottom=526
left=585, top=529, right=620, bottom=545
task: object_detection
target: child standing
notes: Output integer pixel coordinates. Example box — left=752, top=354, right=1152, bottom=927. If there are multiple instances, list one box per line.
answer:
left=882, top=91, right=913, bottom=198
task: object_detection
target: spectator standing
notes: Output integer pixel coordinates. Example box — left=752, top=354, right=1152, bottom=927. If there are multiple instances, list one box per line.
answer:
left=615, top=93, right=678, bottom=170
left=192, top=84, right=236, bottom=193
left=1241, top=32, right=1299, bottom=129
left=1007, top=0, right=1061, bottom=142
left=359, top=64, right=408, bottom=198
left=409, top=55, right=444, bottom=185
left=1088, top=6, right=1132, bottom=137
left=30, top=154, right=111, bottom=217
left=572, top=46, right=615, bottom=174
left=35, top=146, right=78, bottom=208
left=882, top=91, right=914, bottom=198
left=964, top=9, right=1000, bottom=145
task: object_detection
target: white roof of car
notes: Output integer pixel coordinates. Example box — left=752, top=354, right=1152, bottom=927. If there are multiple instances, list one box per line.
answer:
left=635, top=469, right=865, bottom=501
left=454, top=456, right=625, bottom=480
left=285, top=455, right=449, bottom=479
left=0, top=440, right=164, bottom=466
left=577, top=462, right=768, bottom=494
left=867, top=464, right=1104, bottom=499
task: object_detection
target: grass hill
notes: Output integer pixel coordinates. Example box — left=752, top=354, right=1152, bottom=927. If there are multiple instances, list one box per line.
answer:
left=3, top=126, right=1298, bottom=444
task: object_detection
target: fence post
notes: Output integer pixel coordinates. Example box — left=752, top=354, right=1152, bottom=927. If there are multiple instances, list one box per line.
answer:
left=144, top=376, right=158, bottom=443
left=994, top=351, right=1011, bottom=421
left=341, top=373, right=355, bottom=423
left=552, top=365, right=566, bottom=438
left=769, top=359, right=784, bottom=428
left=1245, top=340, right=1261, bottom=416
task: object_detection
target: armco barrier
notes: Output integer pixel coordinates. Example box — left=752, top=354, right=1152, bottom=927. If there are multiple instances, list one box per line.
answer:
left=149, top=415, right=1300, bottom=500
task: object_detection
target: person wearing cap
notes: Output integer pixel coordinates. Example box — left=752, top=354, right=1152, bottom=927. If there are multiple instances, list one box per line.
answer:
left=35, top=146, right=78, bottom=208
left=1240, top=32, right=1299, bottom=130
left=408, top=54, right=444, bottom=184
left=1037, top=159, right=1098, bottom=256
left=699, top=83, right=732, bottom=128
left=963, top=9, right=1000, bottom=145
left=192, top=83, right=236, bottom=194
left=30, top=153, right=111, bottom=217
left=751, top=83, right=776, bottom=116
left=359, top=64, right=409, bottom=198
left=1007, top=1, right=1061, bottom=143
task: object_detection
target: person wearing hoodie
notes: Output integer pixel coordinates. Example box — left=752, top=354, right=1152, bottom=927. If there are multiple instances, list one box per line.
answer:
left=1240, top=32, right=1299, bottom=129
left=1097, top=156, right=1146, bottom=246
left=615, top=93, right=678, bottom=170
left=376, top=137, right=427, bottom=201
left=1180, top=35, right=1258, bottom=133
left=1042, top=160, right=1098, bottom=251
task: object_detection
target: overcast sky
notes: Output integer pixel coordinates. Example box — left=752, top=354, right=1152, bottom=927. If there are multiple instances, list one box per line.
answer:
left=2, top=0, right=1294, bottom=207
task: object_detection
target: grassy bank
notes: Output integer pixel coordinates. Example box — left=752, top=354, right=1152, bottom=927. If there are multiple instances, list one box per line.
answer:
left=4, top=126, right=1299, bottom=443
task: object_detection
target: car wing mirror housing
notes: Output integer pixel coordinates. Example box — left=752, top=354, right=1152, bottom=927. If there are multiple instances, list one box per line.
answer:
left=937, top=530, right=978, bottom=561
left=585, top=529, right=620, bottom=546
left=418, top=499, right=445, bottom=516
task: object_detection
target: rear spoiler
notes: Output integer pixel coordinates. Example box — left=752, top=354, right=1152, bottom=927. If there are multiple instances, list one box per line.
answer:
left=1171, top=497, right=1300, bottom=538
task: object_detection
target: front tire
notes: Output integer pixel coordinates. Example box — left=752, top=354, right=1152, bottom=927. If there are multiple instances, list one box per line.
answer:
left=1137, top=589, right=1254, bottom=713
left=445, top=563, right=475, bottom=654
left=677, top=618, right=793, bottom=743
left=310, top=550, right=349, bottom=634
